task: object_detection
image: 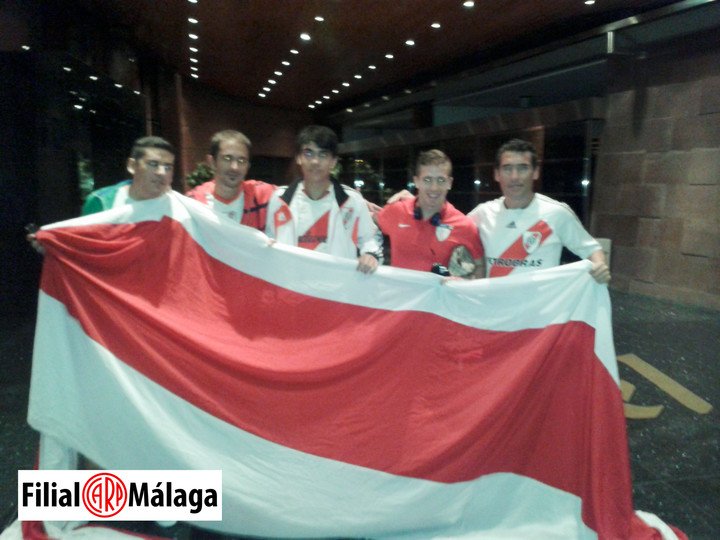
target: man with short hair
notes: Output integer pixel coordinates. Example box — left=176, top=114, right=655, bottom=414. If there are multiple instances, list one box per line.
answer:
left=186, top=130, right=275, bottom=230
left=81, top=136, right=176, bottom=215
left=467, top=138, right=610, bottom=283
left=265, top=125, right=382, bottom=274
left=376, top=149, right=484, bottom=277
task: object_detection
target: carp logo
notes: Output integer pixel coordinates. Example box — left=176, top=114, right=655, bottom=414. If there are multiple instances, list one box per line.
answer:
left=82, top=472, right=127, bottom=518
left=522, top=231, right=542, bottom=254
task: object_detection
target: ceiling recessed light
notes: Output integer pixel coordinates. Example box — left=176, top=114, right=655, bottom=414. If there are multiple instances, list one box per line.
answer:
left=21, top=45, right=31, bottom=51
left=188, top=17, right=198, bottom=24
left=331, top=89, right=339, bottom=94
left=368, top=65, right=377, bottom=70
left=89, top=75, right=98, bottom=81
left=364, top=103, right=371, bottom=108
left=189, top=46, right=198, bottom=52
left=405, top=39, right=415, bottom=46
left=290, top=49, right=299, bottom=55
left=385, top=53, right=394, bottom=59
left=188, top=0, right=198, bottom=3
left=314, top=16, right=324, bottom=22
left=354, top=74, right=362, bottom=79
left=584, top=0, right=596, bottom=4
left=282, top=60, right=290, bottom=66
left=190, top=57, right=198, bottom=63
left=189, top=33, right=199, bottom=40
left=274, top=71, right=282, bottom=76
left=463, top=0, right=475, bottom=7
left=308, top=104, right=316, bottom=109
left=73, top=104, right=83, bottom=110
left=382, top=95, right=390, bottom=101
left=259, top=93, right=267, bottom=98
left=323, top=95, right=330, bottom=99
left=190, top=65, right=198, bottom=71
left=268, top=79, right=276, bottom=84
left=431, top=22, right=441, bottom=29
left=191, top=73, right=199, bottom=79
left=134, top=90, right=141, bottom=95
left=346, top=108, right=353, bottom=113
left=63, top=66, right=72, bottom=72
left=300, top=33, right=311, bottom=41
left=342, top=82, right=350, bottom=87
left=404, top=89, right=412, bottom=94
left=263, top=87, right=271, bottom=92
left=315, top=100, right=322, bottom=104
left=114, top=83, right=123, bottom=88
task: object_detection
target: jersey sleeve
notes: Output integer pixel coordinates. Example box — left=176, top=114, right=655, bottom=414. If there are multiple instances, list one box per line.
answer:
left=353, top=193, right=384, bottom=261
left=556, top=203, right=602, bottom=259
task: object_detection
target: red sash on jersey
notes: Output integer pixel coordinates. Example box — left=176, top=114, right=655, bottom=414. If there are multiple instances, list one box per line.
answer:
left=489, top=220, right=553, bottom=278
left=297, top=210, right=330, bottom=250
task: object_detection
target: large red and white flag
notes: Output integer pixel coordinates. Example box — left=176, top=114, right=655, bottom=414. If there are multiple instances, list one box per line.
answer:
left=18, top=192, right=682, bottom=539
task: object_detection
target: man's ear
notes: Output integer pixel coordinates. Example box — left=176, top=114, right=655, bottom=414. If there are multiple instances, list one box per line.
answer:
left=447, top=176, right=453, bottom=190
left=206, top=154, right=215, bottom=168
left=127, top=157, right=137, bottom=176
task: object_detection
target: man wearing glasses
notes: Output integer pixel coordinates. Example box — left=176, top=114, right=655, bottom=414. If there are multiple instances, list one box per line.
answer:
left=81, top=136, right=176, bottom=215
left=265, top=125, right=382, bottom=274
left=468, top=138, right=610, bottom=283
left=186, top=130, right=275, bottom=231
left=376, top=149, right=485, bottom=278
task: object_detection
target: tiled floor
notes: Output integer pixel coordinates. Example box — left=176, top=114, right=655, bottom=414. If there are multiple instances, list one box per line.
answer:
left=1, top=290, right=718, bottom=539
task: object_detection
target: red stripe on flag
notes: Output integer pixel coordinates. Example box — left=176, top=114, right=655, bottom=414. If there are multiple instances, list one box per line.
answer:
left=37, top=218, right=634, bottom=537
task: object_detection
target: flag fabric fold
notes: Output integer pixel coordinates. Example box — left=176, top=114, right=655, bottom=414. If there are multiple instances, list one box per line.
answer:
left=20, top=193, right=680, bottom=539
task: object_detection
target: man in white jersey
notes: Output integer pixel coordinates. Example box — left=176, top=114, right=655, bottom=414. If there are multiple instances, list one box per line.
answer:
left=467, top=138, right=610, bottom=283
left=266, top=125, right=382, bottom=273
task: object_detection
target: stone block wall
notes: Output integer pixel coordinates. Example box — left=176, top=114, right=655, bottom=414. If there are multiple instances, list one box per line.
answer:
left=592, top=45, right=720, bottom=309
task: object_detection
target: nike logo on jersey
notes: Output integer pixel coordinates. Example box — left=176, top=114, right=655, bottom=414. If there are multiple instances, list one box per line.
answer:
left=399, top=223, right=411, bottom=228
left=507, top=221, right=516, bottom=228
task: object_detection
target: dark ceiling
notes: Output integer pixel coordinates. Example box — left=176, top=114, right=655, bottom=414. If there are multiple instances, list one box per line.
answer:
left=81, top=0, right=691, bottom=118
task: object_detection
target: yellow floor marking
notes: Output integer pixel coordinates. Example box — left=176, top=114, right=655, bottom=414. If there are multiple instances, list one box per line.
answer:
left=617, top=353, right=713, bottom=414
left=624, top=403, right=664, bottom=419
left=620, top=380, right=636, bottom=401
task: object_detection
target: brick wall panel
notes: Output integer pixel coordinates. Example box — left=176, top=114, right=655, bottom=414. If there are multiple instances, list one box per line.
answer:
left=641, top=151, right=691, bottom=184
left=594, top=151, right=644, bottom=186
left=636, top=217, right=662, bottom=249
left=672, top=113, right=720, bottom=150
left=593, top=215, right=639, bottom=246
left=681, top=222, right=720, bottom=258
left=688, top=148, right=720, bottom=185
left=664, top=185, right=719, bottom=220
left=615, top=184, right=667, bottom=217
left=700, top=75, right=720, bottom=115
left=647, top=81, right=702, bottom=119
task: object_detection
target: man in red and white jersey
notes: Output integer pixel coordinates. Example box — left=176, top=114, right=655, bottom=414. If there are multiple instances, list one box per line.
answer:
left=265, top=125, right=382, bottom=274
left=186, top=130, right=275, bottom=231
left=467, top=138, right=610, bottom=283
